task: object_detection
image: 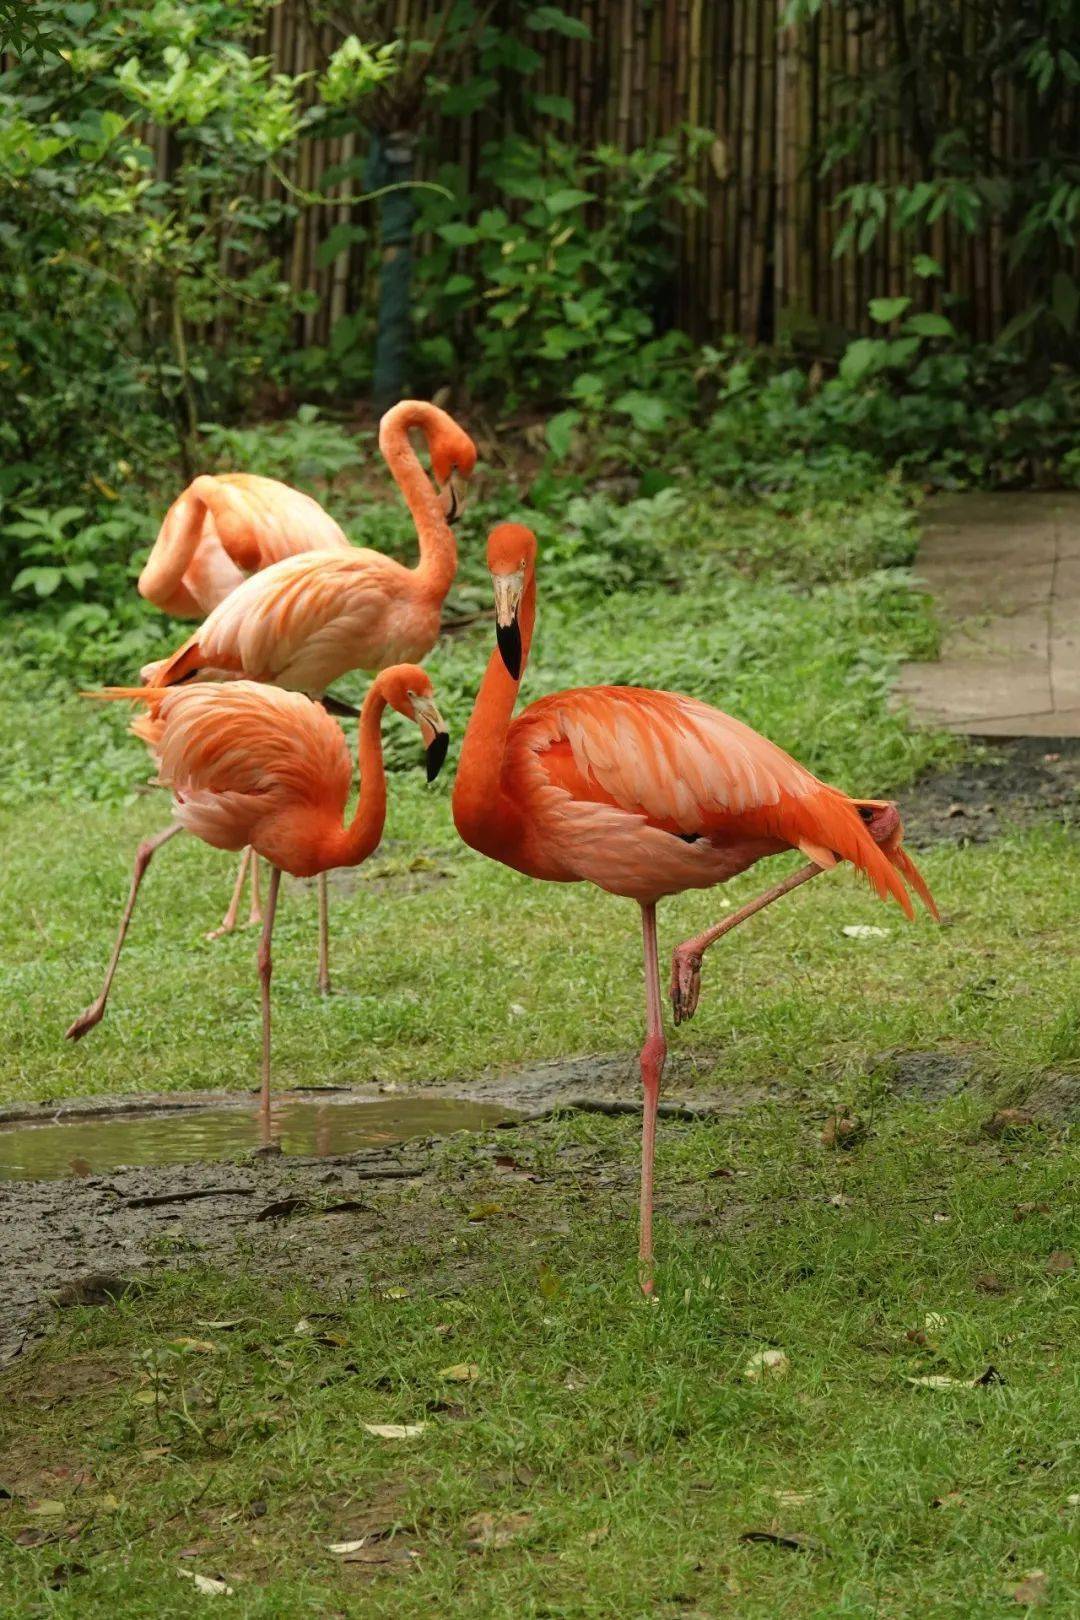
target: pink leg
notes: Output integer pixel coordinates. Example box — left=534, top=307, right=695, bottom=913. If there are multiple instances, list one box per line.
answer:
left=258, top=867, right=282, bottom=1126
left=206, top=847, right=253, bottom=941
left=670, top=861, right=825, bottom=1025
left=66, top=823, right=185, bottom=1040
left=248, top=850, right=263, bottom=928
left=317, top=871, right=330, bottom=996
left=638, top=901, right=668, bottom=1296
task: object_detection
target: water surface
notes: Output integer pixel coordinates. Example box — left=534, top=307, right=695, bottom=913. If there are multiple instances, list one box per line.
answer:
left=0, top=1095, right=514, bottom=1182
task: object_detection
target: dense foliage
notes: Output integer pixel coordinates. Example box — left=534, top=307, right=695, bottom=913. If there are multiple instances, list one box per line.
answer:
left=0, top=0, right=1077, bottom=655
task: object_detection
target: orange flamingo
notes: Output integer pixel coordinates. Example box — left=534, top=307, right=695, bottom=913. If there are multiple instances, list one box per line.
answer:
left=139, top=472, right=353, bottom=940
left=141, top=400, right=476, bottom=694
left=137, top=473, right=352, bottom=622
left=69, top=403, right=476, bottom=1037
left=66, top=667, right=448, bottom=1117
left=453, top=524, right=937, bottom=1291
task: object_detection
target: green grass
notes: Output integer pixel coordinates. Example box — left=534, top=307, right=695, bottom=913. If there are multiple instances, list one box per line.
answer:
left=1, top=1100, right=1077, bottom=1617
left=2, top=465, right=1078, bottom=1616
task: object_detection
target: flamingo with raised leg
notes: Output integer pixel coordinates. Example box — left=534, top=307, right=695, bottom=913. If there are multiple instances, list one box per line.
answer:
left=453, top=524, right=937, bottom=1292
left=67, top=403, right=475, bottom=1040
left=68, top=667, right=448, bottom=1122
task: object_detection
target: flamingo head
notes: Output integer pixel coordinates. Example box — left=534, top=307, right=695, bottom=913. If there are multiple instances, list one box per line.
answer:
left=429, top=415, right=477, bottom=526
left=376, top=664, right=449, bottom=782
left=487, top=523, right=536, bottom=680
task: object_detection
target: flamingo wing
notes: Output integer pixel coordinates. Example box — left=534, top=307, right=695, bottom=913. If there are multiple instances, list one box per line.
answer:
left=138, top=475, right=351, bottom=620
left=149, top=550, right=428, bottom=693
left=134, top=682, right=353, bottom=853
left=504, top=687, right=920, bottom=912
left=208, top=475, right=352, bottom=571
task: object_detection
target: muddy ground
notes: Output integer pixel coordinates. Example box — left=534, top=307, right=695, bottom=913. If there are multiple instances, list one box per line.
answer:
left=2, top=738, right=1076, bottom=1366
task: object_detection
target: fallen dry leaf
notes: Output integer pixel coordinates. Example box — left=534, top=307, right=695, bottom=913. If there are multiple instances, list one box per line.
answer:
left=585, top=1525, right=610, bottom=1547
left=1045, top=1250, right=1075, bottom=1276
left=467, top=1202, right=504, bottom=1221
left=465, top=1511, right=533, bottom=1550
left=1011, top=1569, right=1048, bottom=1606
left=774, top=1490, right=813, bottom=1508
left=176, top=1568, right=233, bottom=1596
left=975, top=1272, right=1009, bottom=1294
left=361, top=1423, right=426, bottom=1440
left=28, top=1500, right=66, bottom=1517
left=170, top=1338, right=217, bottom=1354
left=820, top=1112, right=865, bottom=1150
left=841, top=924, right=890, bottom=939
left=438, top=1362, right=479, bottom=1383
left=905, top=1366, right=1004, bottom=1390
left=744, top=1349, right=789, bottom=1382
left=1013, top=1202, right=1051, bottom=1222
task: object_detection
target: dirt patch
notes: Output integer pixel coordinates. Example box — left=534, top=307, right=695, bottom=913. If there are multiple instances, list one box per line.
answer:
left=881, top=1050, right=975, bottom=1104
left=0, top=1057, right=790, bottom=1367
left=900, top=737, right=1080, bottom=847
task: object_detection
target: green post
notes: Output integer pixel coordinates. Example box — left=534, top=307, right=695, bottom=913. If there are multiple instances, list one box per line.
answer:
left=366, top=128, right=417, bottom=412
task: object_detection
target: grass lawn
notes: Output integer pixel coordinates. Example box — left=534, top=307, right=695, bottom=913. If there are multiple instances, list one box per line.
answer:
left=1, top=469, right=1077, bottom=1615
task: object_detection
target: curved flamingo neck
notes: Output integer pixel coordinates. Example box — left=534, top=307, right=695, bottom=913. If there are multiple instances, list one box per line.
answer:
left=332, top=684, right=389, bottom=867
left=452, top=567, right=536, bottom=847
left=379, top=403, right=457, bottom=604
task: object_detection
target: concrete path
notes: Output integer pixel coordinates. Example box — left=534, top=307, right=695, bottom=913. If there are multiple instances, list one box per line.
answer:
left=895, top=492, right=1080, bottom=737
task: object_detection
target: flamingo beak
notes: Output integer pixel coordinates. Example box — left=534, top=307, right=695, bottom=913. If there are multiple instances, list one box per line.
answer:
left=491, top=569, right=524, bottom=680
left=438, top=471, right=468, bottom=525
left=413, top=695, right=449, bottom=782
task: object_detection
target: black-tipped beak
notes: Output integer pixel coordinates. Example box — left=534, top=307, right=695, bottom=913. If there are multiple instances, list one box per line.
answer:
left=440, top=471, right=467, bottom=526
left=425, top=730, right=449, bottom=782
left=496, top=616, right=521, bottom=680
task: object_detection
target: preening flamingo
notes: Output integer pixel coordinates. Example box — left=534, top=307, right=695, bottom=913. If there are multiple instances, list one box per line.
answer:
left=69, top=402, right=476, bottom=1036
left=66, top=667, right=448, bottom=1121
left=453, top=524, right=938, bottom=1291
left=137, top=473, right=352, bottom=622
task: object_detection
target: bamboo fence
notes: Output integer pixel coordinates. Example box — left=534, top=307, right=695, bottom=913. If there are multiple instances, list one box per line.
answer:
left=83, top=2, right=1080, bottom=347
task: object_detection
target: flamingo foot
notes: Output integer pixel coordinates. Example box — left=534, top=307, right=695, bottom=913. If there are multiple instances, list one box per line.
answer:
left=66, top=999, right=105, bottom=1042
left=670, top=947, right=703, bottom=1025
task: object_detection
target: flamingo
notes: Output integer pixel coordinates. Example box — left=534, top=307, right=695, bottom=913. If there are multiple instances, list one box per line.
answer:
left=135, top=403, right=476, bottom=949
left=137, top=473, right=353, bottom=622
left=453, top=524, right=937, bottom=1291
left=66, top=667, right=448, bottom=1120
left=68, top=403, right=476, bottom=1039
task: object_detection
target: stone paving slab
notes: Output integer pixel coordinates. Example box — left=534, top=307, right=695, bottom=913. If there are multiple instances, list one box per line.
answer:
left=895, top=491, right=1080, bottom=737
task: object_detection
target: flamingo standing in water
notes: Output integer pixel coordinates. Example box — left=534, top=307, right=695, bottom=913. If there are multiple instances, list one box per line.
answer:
left=74, top=667, right=448, bottom=1119
left=135, top=405, right=475, bottom=948
left=453, top=524, right=937, bottom=1290
left=68, top=403, right=475, bottom=1040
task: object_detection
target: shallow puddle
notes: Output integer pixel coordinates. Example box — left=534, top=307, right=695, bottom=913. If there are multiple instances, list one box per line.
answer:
left=0, top=1096, right=516, bottom=1182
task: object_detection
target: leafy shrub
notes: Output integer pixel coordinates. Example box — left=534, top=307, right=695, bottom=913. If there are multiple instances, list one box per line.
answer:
left=411, top=134, right=704, bottom=421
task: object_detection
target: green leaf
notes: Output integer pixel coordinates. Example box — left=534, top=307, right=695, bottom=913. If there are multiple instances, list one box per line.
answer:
left=903, top=312, right=956, bottom=339
left=527, top=6, right=593, bottom=39
left=612, top=391, right=670, bottom=433
left=533, top=94, right=574, bottom=122
left=868, top=296, right=911, bottom=324
left=838, top=337, right=889, bottom=385
left=546, top=408, right=582, bottom=460
left=437, top=221, right=479, bottom=247
left=912, top=253, right=943, bottom=279
left=995, top=302, right=1045, bottom=349
left=442, top=273, right=475, bottom=297
left=12, top=566, right=62, bottom=597
left=1051, top=271, right=1079, bottom=335
left=544, top=188, right=595, bottom=215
